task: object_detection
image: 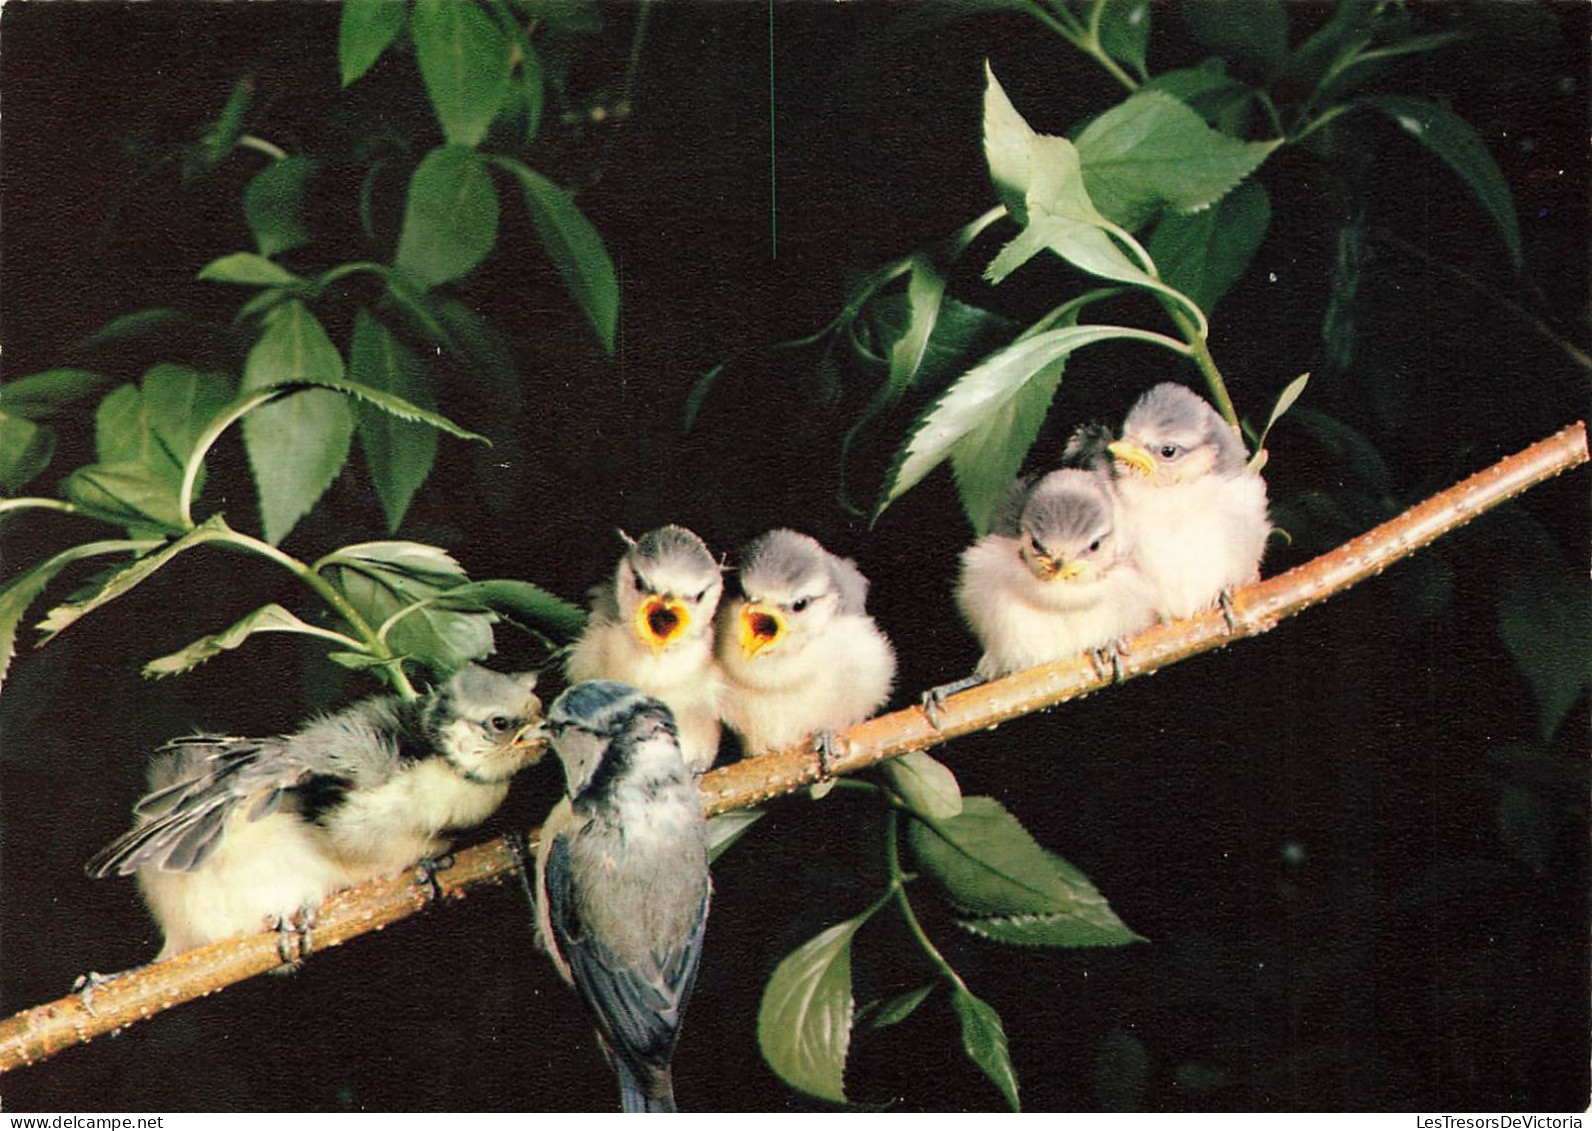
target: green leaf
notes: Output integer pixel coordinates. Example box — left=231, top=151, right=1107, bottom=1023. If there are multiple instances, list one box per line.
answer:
left=243, top=155, right=314, bottom=258
left=142, top=364, right=235, bottom=465
left=1150, top=179, right=1271, bottom=314
left=1076, top=91, right=1279, bottom=230
left=434, top=578, right=588, bottom=640
left=859, top=984, right=934, bottom=1031
left=198, top=252, right=306, bottom=288
left=75, top=308, right=187, bottom=351
left=318, top=541, right=494, bottom=673
left=318, top=540, right=471, bottom=585
left=1362, top=94, right=1522, bottom=271
left=0, top=540, right=159, bottom=688
left=411, top=0, right=513, bottom=146
left=706, top=809, right=765, bottom=864
left=495, top=158, right=619, bottom=354
left=758, top=911, right=876, bottom=1104
left=876, top=324, right=1164, bottom=523
left=1180, top=0, right=1289, bottom=70
left=94, top=384, right=151, bottom=466
left=198, top=76, right=254, bottom=169
left=0, top=369, right=114, bottom=419
left=1096, top=1026, right=1151, bottom=1111
left=36, top=516, right=232, bottom=644
left=983, top=61, right=1036, bottom=224
left=518, top=38, right=546, bottom=143
left=1497, top=537, right=1591, bottom=741
left=62, top=460, right=185, bottom=534
left=951, top=986, right=1020, bottom=1111
left=887, top=256, right=949, bottom=402
left=340, top=0, right=406, bottom=86
left=951, top=352, right=1063, bottom=536
left=350, top=310, right=438, bottom=533
left=1248, top=371, right=1309, bottom=472
left=240, top=301, right=355, bottom=546
left=908, top=797, right=1142, bottom=946
left=395, top=145, right=501, bottom=292
left=0, top=414, right=56, bottom=494
left=1097, top=0, right=1152, bottom=80
left=143, top=603, right=347, bottom=678
left=881, top=750, right=963, bottom=821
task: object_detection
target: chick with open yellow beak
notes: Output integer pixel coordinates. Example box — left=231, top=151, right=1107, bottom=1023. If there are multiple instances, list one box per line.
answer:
left=716, top=529, right=895, bottom=763
left=565, top=525, right=725, bottom=774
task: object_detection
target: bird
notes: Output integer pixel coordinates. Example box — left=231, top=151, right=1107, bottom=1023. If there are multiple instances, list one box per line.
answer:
left=566, top=525, right=725, bottom=775
left=1102, top=382, right=1271, bottom=621
left=535, top=680, right=710, bottom=1114
left=952, top=467, right=1159, bottom=683
left=714, top=529, right=896, bottom=764
left=86, top=664, right=547, bottom=963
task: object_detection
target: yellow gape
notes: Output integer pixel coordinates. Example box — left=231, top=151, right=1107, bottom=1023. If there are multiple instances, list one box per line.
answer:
left=1106, top=438, right=1159, bottom=477
left=736, top=603, right=787, bottom=657
left=633, top=594, right=691, bottom=653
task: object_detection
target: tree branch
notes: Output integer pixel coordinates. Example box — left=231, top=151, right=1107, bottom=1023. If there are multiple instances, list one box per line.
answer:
left=1, top=420, right=1584, bottom=1074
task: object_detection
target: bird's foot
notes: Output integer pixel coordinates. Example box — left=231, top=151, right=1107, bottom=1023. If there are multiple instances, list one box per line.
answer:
left=413, top=853, right=457, bottom=903
left=273, top=904, right=316, bottom=966
left=1089, top=637, right=1129, bottom=684
left=1218, top=587, right=1240, bottom=633
left=919, top=674, right=986, bottom=730
left=812, top=730, right=841, bottom=782
left=72, top=970, right=123, bottom=1015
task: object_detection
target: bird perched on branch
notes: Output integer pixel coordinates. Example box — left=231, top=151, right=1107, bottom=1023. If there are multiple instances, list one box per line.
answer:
left=715, top=529, right=896, bottom=765
left=1101, top=382, right=1271, bottom=621
left=86, top=664, right=546, bottom=963
left=954, top=468, right=1159, bottom=682
left=535, top=680, right=710, bottom=1114
left=566, top=526, right=725, bottom=775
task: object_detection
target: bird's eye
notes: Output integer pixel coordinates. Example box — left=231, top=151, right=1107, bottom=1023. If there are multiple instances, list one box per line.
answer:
left=1029, top=536, right=1043, bottom=554
left=791, top=597, right=811, bottom=613
left=1087, top=539, right=1102, bottom=554
left=693, top=586, right=710, bottom=604
left=1159, top=444, right=1181, bottom=460
left=486, top=715, right=512, bottom=733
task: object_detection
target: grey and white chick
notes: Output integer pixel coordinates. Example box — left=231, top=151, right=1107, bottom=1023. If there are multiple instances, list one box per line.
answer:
left=87, top=664, right=546, bottom=961
left=1104, top=382, right=1271, bottom=620
left=535, top=680, right=710, bottom=1113
left=566, top=526, right=725, bottom=775
left=715, top=530, right=896, bottom=760
left=958, top=468, right=1158, bottom=679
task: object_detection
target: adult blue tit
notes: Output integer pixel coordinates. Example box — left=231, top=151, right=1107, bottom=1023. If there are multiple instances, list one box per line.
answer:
left=567, top=525, right=725, bottom=774
left=86, top=664, right=546, bottom=962
left=958, top=468, right=1158, bottom=679
left=537, top=680, right=710, bottom=1114
left=1106, top=382, right=1271, bottom=620
left=714, top=529, right=896, bottom=760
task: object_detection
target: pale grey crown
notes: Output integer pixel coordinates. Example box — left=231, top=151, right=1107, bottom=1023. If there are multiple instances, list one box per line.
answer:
left=737, top=529, right=869, bottom=615
left=1123, top=382, right=1246, bottom=475
left=1019, top=469, right=1115, bottom=557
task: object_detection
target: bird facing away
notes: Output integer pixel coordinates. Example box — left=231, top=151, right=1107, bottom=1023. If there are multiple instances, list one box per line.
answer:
left=86, top=664, right=546, bottom=962
left=536, top=680, right=710, bottom=1114
left=566, top=525, right=725, bottom=774
left=958, top=468, right=1159, bottom=679
left=1103, top=382, right=1271, bottom=620
left=714, top=529, right=896, bottom=759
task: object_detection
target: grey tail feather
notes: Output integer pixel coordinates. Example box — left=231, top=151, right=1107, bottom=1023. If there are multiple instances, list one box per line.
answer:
left=617, top=1061, right=676, bottom=1113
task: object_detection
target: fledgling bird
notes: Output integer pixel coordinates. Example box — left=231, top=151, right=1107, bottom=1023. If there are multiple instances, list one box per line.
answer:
left=566, top=525, right=725, bottom=775
left=1102, top=382, right=1271, bottom=620
left=536, top=680, right=710, bottom=1114
left=956, top=468, right=1159, bottom=680
left=86, top=664, right=546, bottom=962
left=715, top=529, right=896, bottom=762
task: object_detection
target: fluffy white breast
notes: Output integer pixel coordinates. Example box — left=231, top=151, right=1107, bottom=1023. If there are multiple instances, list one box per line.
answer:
left=1117, top=472, right=1269, bottom=620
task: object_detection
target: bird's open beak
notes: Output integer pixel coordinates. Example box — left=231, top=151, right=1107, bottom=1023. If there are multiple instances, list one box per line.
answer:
left=737, top=602, right=786, bottom=657
left=633, top=594, right=691, bottom=653
left=1108, top=439, right=1158, bottom=477
left=510, top=721, right=551, bottom=763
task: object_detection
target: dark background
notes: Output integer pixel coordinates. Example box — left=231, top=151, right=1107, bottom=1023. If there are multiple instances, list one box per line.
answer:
left=1, top=0, right=1587, bottom=1113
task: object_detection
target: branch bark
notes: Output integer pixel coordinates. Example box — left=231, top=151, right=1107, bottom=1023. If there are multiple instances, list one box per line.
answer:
left=1, top=420, right=1584, bottom=1074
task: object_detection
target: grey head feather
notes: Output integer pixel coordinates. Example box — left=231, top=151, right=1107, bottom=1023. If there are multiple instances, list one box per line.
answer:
left=1061, top=421, right=1115, bottom=472
left=549, top=679, right=655, bottom=736
left=988, top=474, right=1039, bottom=538
left=592, top=526, right=719, bottom=621
left=738, top=529, right=868, bottom=612
left=1020, top=469, right=1115, bottom=553
left=1124, top=382, right=1246, bottom=474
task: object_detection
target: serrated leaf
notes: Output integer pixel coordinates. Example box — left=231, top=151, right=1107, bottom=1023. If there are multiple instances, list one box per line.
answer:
left=862, top=984, right=934, bottom=1031
left=1181, top=0, right=1289, bottom=70
left=395, top=146, right=500, bottom=292
left=951, top=354, right=1063, bottom=536
left=1076, top=91, right=1279, bottom=230
left=434, top=578, right=588, bottom=641
left=495, top=158, right=618, bottom=354
left=1150, top=179, right=1271, bottom=314
left=142, top=603, right=337, bottom=678
left=888, top=256, right=949, bottom=402
left=876, top=324, right=1149, bottom=522
left=243, top=155, right=314, bottom=258
left=0, top=369, right=114, bottom=419
left=198, top=252, right=306, bottom=288
left=1097, top=0, right=1152, bottom=80
left=908, top=799, right=1141, bottom=948
left=61, top=461, right=185, bottom=534
left=952, top=986, right=1020, bottom=1111
left=758, top=911, right=875, bottom=1104
left=983, top=61, right=1035, bottom=224
left=958, top=907, right=1145, bottom=948
left=340, top=0, right=406, bottom=86
left=141, top=364, right=235, bottom=466
left=240, top=301, right=355, bottom=546
left=319, top=542, right=493, bottom=673
left=36, top=516, right=232, bottom=645
left=411, top=0, right=512, bottom=146
left=0, top=540, right=158, bottom=688
left=328, top=650, right=393, bottom=672
left=0, top=414, right=56, bottom=494
left=1363, top=94, right=1521, bottom=270
left=319, top=540, right=471, bottom=584
left=881, top=750, right=963, bottom=821
left=706, top=809, right=765, bottom=864
left=350, top=310, right=438, bottom=533
left=94, top=384, right=149, bottom=466
left=75, top=308, right=187, bottom=351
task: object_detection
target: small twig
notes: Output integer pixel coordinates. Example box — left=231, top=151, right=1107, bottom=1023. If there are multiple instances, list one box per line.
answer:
left=0, top=421, right=1584, bottom=1074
